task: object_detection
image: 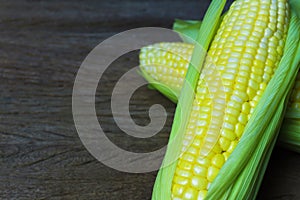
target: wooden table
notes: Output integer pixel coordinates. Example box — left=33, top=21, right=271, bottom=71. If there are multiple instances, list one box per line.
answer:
left=1, top=0, right=299, bottom=199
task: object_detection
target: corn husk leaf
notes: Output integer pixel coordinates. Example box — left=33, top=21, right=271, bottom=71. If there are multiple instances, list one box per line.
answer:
left=173, top=19, right=201, bottom=44
left=151, top=0, right=226, bottom=199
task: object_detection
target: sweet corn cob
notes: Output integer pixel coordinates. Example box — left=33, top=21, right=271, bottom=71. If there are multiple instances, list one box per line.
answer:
left=140, top=42, right=300, bottom=152
left=171, top=0, right=289, bottom=198
left=148, top=0, right=300, bottom=199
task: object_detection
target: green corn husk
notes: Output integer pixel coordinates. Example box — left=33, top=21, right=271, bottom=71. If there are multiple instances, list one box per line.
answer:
left=152, top=0, right=226, bottom=199
left=149, top=0, right=300, bottom=199
left=173, top=19, right=202, bottom=44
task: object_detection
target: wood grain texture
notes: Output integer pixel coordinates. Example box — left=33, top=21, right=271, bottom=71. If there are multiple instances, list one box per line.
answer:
left=0, top=0, right=299, bottom=199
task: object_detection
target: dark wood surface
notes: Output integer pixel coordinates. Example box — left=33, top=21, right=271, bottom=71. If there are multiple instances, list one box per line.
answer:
left=1, top=0, right=299, bottom=199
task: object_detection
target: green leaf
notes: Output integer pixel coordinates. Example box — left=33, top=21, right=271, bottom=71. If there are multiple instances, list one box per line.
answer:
left=151, top=1, right=226, bottom=199
left=173, top=19, right=201, bottom=43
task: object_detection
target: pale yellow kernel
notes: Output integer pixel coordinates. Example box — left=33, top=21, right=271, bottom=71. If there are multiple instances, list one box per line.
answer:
left=240, top=65, right=250, bottom=71
left=277, top=45, right=284, bottom=55
left=235, top=76, right=248, bottom=85
left=172, top=184, right=184, bottom=197
left=200, top=106, right=210, bottom=113
left=221, top=128, right=236, bottom=141
left=252, top=30, right=261, bottom=39
left=257, top=89, right=264, bottom=96
left=269, top=36, right=279, bottom=46
left=224, top=86, right=233, bottom=95
left=222, top=79, right=233, bottom=87
left=212, top=143, right=222, bottom=154
left=191, top=176, right=207, bottom=190
left=250, top=100, right=258, bottom=108
left=238, top=112, right=248, bottom=125
left=227, top=68, right=239, bottom=74
left=246, top=87, right=257, bottom=100
left=211, top=154, right=225, bottom=168
left=187, top=146, right=198, bottom=156
left=233, top=89, right=249, bottom=101
left=257, top=48, right=268, bottom=58
left=264, top=66, right=273, bottom=74
left=211, top=110, right=224, bottom=118
left=193, top=164, right=208, bottom=177
left=223, top=72, right=235, bottom=80
left=212, top=103, right=225, bottom=113
left=182, top=153, right=195, bottom=163
left=264, top=27, right=273, bottom=38
left=182, top=187, right=198, bottom=200
left=207, top=166, right=220, bottom=182
left=198, top=113, right=210, bottom=119
left=227, top=140, right=239, bottom=153
left=200, top=147, right=215, bottom=159
left=251, top=63, right=265, bottom=76
left=250, top=73, right=262, bottom=83
left=259, top=82, right=267, bottom=90
left=193, top=137, right=202, bottom=147
left=224, top=114, right=238, bottom=125
left=235, top=123, right=245, bottom=138
left=242, top=102, right=251, bottom=114
left=197, top=190, right=208, bottom=200
left=196, top=157, right=211, bottom=168
left=223, top=152, right=230, bottom=161
left=176, top=168, right=192, bottom=178
left=196, top=119, right=209, bottom=127
left=247, top=113, right=252, bottom=121
left=253, top=95, right=261, bottom=103
left=179, top=160, right=193, bottom=171
left=197, top=87, right=208, bottom=94
left=244, top=47, right=256, bottom=55
left=225, top=120, right=236, bottom=130
left=233, top=84, right=246, bottom=95
left=219, top=136, right=231, bottom=151
left=173, top=176, right=189, bottom=186
left=187, top=124, right=195, bottom=131
left=226, top=107, right=240, bottom=117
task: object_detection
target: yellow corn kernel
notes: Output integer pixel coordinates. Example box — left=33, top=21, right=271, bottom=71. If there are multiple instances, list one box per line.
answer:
left=172, top=184, right=184, bottom=197
left=193, top=164, right=208, bottom=177
left=182, top=187, right=197, bottom=200
left=207, top=166, right=220, bottom=182
left=211, top=154, right=225, bottom=168
left=191, top=176, right=207, bottom=190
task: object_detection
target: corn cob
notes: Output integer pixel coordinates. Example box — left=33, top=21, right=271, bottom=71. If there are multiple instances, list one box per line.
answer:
left=171, top=0, right=289, bottom=198
left=139, top=42, right=300, bottom=152
left=148, top=0, right=300, bottom=199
